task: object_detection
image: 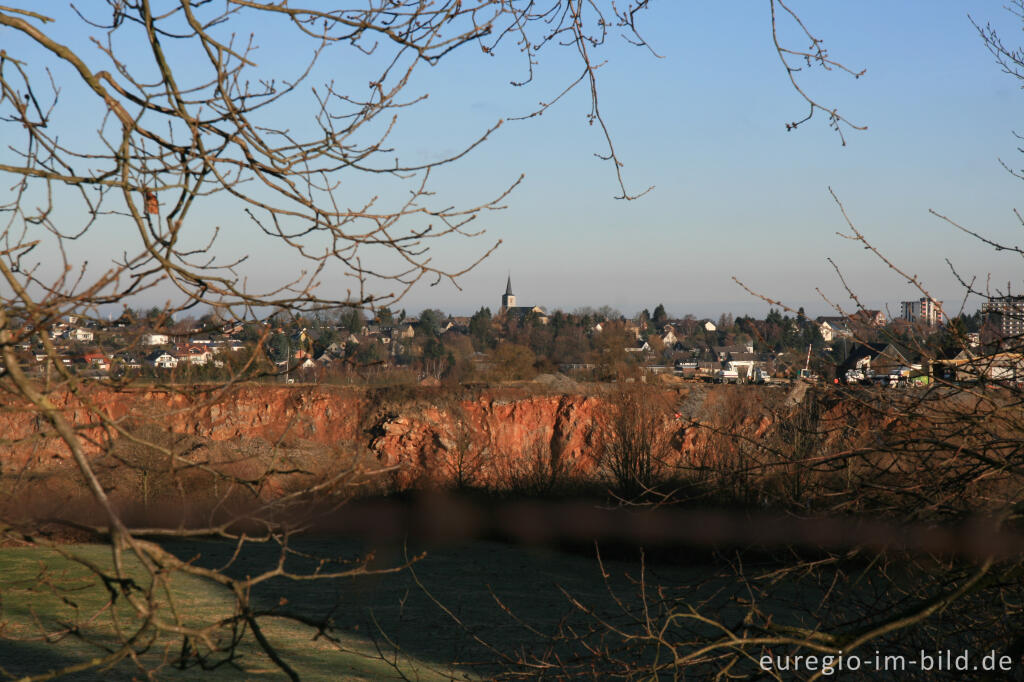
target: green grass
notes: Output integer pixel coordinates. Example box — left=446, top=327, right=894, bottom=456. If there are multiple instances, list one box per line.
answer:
left=0, top=544, right=466, bottom=681
left=0, top=537, right=834, bottom=680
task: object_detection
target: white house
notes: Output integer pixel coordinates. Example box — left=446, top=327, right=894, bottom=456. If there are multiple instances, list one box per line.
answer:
left=175, top=344, right=212, bottom=366
left=68, top=327, right=94, bottom=342
left=661, top=325, right=678, bottom=347
left=146, top=350, right=178, bottom=369
left=143, top=333, right=169, bottom=346
left=816, top=316, right=852, bottom=343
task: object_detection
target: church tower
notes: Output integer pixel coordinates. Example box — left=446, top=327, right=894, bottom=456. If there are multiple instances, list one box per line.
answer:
left=501, top=274, right=516, bottom=312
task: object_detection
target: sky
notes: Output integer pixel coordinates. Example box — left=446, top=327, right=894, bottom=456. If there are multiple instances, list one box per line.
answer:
left=3, top=2, right=1024, bottom=321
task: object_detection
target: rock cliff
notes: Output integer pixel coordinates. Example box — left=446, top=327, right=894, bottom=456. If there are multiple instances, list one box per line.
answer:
left=0, top=383, right=801, bottom=495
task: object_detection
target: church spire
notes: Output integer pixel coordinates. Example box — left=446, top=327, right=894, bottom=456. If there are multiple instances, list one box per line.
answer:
left=501, top=273, right=516, bottom=312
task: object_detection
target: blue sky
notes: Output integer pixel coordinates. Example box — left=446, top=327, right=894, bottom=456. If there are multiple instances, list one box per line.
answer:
left=3, top=2, right=1023, bottom=320
left=423, top=1, right=1024, bottom=319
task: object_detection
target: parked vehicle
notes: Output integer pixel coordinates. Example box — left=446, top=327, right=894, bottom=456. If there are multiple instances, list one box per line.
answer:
left=844, top=368, right=865, bottom=383
left=716, top=368, right=739, bottom=384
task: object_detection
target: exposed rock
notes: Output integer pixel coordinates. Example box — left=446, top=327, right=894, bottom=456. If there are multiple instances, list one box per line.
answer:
left=0, top=383, right=840, bottom=496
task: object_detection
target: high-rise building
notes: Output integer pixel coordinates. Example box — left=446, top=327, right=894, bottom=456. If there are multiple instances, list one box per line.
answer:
left=981, top=295, right=1024, bottom=338
left=899, top=297, right=943, bottom=326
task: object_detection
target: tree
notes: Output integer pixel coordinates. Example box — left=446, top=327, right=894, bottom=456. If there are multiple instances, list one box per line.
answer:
left=0, top=1, right=871, bottom=677
left=589, top=322, right=633, bottom=380
left=267, top=332, right=289, bottom=364
left=337, top=307, right=365, bottom=335
left=651, top=303, right=668, bottom=328
left=489, top=343, right=537, bottom=381
left=354, top=338, right=385, bottom=365
left=602, top=386, right=672, bottom=498
left=469, top=306, right=494, bottom=350
left=416, top=308, right=445, bottom=338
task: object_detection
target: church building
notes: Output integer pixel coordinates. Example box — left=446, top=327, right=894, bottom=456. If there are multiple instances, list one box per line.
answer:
left=501, top=275, right=548, bottom=324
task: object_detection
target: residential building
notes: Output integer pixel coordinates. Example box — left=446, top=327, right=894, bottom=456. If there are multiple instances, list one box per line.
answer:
left=114, top=352, right=142, bottom=370
left=68, top=327, right=94, bottom=343
left=146, top=350, right=178, bottom=369
left=175, top=344, right=212, bottom=365
left=849, top=309, right=886, bottom=327
left=625, top=340, right=651, bottom=353
left=660, top=325, right=678, bottom=347
left=934, top=349, right=1024, bottom=383
left=712, top=344, right=753, bottom=361
left=981, top=294, right=1024, bottom=339
left=815, top=316, right=852, bottom=343
left=900, top=297, right=943, bottom=326
left=837, top=343, right=909, bottom=378
left=143, top=333, right=169, bottom=346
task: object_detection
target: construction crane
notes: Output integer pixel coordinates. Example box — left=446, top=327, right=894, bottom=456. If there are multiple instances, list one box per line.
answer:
left=797, top=344, right=817, bottom=382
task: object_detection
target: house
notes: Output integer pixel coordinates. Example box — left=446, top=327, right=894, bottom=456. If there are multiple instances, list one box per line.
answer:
left=114, top=352, right=142, bottom=370
left=660, top=325, right=678, bottom=347
left=322, top=341, right=346, bottom=356
left=702, top=320, right=717, bottom=332
left=315, top=349, right=344, bottom=367
left=175, top=344, right=212, bottom=365
left=838, top=343, right=908, bottom=378
left=68, top=327, right=94, bottom=343
left=849, top=309, right=886, bottom=327
left=143, top=333, right=169, bottom=346
left=146, top=350, right=178, bottom=369
left=934, top=350, right=1024, bottom=383
left=446, top=316, right=471, bottom=334
left=712, top=344, right=754, bottom=361
left=815, top=316, right=852, bottom=343
left=81, top=351, right=109, bottom=371
left=625, top=339, right=651, bottom=353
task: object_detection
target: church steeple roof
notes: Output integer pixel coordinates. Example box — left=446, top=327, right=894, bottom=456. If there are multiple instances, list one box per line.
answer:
left=505, top=274, right=513, bottom=296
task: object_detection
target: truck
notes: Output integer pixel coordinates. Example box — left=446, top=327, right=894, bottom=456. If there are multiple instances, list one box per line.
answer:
left=716, top=368, right=740, bottom=384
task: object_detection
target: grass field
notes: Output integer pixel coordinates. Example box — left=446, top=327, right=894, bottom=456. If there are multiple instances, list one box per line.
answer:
left=0, top=542, right=471, bottom=680
left=0, top=536, right=828, bottom=680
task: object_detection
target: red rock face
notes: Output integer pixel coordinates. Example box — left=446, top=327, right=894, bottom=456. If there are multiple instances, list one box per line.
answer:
left=0, top=385, right=366, bottom=467
left=367, top=394, right=611, bottom=487
left=0, top=383, right=820, bottom=490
